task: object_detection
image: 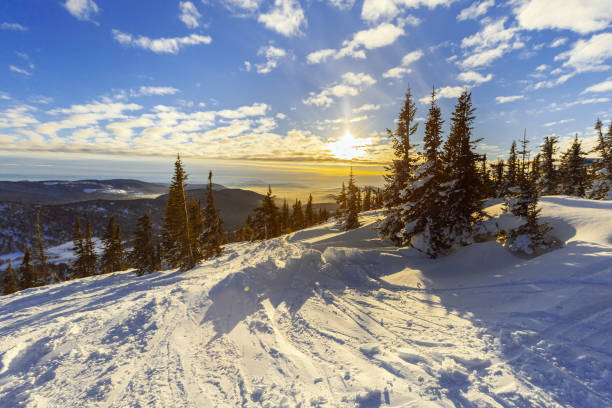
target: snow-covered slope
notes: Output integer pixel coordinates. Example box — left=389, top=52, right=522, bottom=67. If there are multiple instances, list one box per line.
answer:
left=1, top=197, right=611, bottom=407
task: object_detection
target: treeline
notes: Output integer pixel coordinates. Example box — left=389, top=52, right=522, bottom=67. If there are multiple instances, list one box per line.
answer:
left=375, top=86, right=612, bottom=258
left=233, top=188, right=331, bottom=241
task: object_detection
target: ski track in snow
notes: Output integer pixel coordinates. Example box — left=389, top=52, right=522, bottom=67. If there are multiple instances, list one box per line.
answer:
left=1, top=196, right=611, bottom=407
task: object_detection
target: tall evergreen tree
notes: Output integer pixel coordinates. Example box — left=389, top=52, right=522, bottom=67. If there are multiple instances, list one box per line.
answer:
left=32, top=213, right=48, bottom=284
left=129, top=212, right=156, bottom=275
left=101, top=216, right=126, bottom=273
left=540, top=136, right=559, bottom=195
left=505, top=141, right=519, bottom=193
left=83, top=220, right=97, bottom=277
left=491, top=160, right=505, bottom=198
left=161, top=155, right=195, bottom=269
left=438, top=90, right=484, bottom=246
left=252, top=186, right=280, bottom=240
left=505, top=134, right=536, bottom=218
left=559, top=135, right=588, bottom=197
left=200, top=171, right=224, bottom=259
left=3, top=261, right=17, bottom=295
left=344, top=168, right=360, bottom=230
left=379, top=86, right=418, bottom=241
left=362, top=187, right=371, bottom=211
left=71, top=218, right=86, bottom=278
left=335, top=182, right=347, bottom=218
left=305, top=194, right=314, bottom=227
left=280, top=199, right=290, bottom=233
left=244, top=215, right=255, bottom=241
left=589, top=118, right=612, bottom=199
left=290, top=199, right=304, bottom=231
left=19, top=247, right=36, bottom=289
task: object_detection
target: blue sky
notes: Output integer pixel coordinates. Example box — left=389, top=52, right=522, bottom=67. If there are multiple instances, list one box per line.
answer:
left=0, top=0, right=611, bottom=187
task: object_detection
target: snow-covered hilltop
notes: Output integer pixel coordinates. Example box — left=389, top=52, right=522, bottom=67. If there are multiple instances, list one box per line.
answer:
left=1, top=196, right=611, bottom=407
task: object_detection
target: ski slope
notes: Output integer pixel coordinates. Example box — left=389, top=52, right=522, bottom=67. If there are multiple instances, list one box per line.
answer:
left=1, top=196, right=611, bottom=407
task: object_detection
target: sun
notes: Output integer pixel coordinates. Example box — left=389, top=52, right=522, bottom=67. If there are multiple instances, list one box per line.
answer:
left=327, top=131, right=371, bottom=160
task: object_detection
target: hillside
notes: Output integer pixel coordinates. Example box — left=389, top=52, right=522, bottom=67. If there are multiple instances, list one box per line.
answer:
left=1, top=197, right=611, bottom=407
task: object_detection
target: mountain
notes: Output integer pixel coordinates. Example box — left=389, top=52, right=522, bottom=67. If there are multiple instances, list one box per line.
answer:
left=0, top=196, right=611, bottom=406
left=0, top=179, right=225, bottom=205
left=0, top=186, right=264, bottom=256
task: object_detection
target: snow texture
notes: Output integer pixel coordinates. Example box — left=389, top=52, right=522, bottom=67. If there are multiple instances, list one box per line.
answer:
left=1, top=197, right=611, bottom=407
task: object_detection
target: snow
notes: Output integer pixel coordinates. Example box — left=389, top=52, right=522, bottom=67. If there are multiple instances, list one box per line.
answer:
left=1, top=197, right=612, bottom=407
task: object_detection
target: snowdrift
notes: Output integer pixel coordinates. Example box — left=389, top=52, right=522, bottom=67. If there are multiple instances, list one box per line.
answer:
left=1, top=196, right=611, bottom=407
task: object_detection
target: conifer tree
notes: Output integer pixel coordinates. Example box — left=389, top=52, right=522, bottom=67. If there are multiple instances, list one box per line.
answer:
left=83, top=220, right=97, bottom=277
left=379, top=86, right=418, bottom=241
left=19, top=247, right=36, bottom=289
left=244, top=215, right=255, bottom=241
left=280, top=199, right=290, bottom=233
left=335, top=182, right=347, bottom=218
left=129, top=212, right=156, bottom=275
left=559, top=135, right=588, bottom=197
left=71, top=218, right=86, bottom=278
left=291, top=199, right=304, bottom=231
left=189, top=198, right=204, bottom=262
left=305, top=194, right=314, bottom=227
left=589, top=118, right=612, bottom=199
left=32, top=213, right=48, bottom=284
left=505, top=141, right=519, bottom=193
left=480, top=154, right=493, bottom=198
left=540, top=136, right=559, bottom=195
left=101, top=216, right=126, bottom=273
left=438, top=90, right=484, bottom=246
left=252, top=186, right=280, bottom=240
left=505, top=133, right=535, bottom=218
left=318, top=207, right=328, bottom=223
left=344, top=168, right=360, bottom=230
left=363, top=187, right=371, bottom=211
left=491, top=160, right=505, bottom=197
left=3, top=261, right=17, bottom=295
left=200, top=171, right=224, bottom=259
left=161, top=155, right=195, bottom=269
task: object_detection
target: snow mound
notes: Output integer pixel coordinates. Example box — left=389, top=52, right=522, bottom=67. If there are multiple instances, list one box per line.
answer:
left=1, top=197, right=611, bottom=407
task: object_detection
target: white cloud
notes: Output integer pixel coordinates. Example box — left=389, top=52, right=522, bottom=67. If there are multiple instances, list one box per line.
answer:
left=63, top=0, right=99, bottom=21
left=9, top=65, right=31, bottom=76
left=555, top=33, right=612, bottom=73
left=550, top=37, right=567, bottom=48
left=514, top=0, right=612, bottom=34
left=543, top=118, right=574, bottom=127
left=224, top=0, right=263, bottom=12
left=131, top=86, right=180, bottom=97
left=459, top=18, right=522, bottom=69
left=383, top=67, right=411, bottom=79
left=0, top=22, right=28, bottom=31
left=303, top=72, right=376, bottom=108
left=457, top=0, right=494, bottom=21
left=581, top=80, right=612, bottom=94
left=535, top=64, right=548, bottom=72
left=253, top=45, right=288, bottom=74
left=495, top=95, right=524, bottom=104
left=258, top=0, right=306, bottom=37
left=326, top=0, right=356, bottom=10
left=179, top=1, right=201, bottom=29
left=419, top=86, right=465, bottom=103
left=457, top=70, right=493, bottom=84
left=352, top=104, right=381, bottom=113
left=112, top=30, right=211, bottom=54
left=382, top=49, right=422, bottom=80
left=361, top=0, right=455, bottom=23
left=276, top=112, right=287, bottom=119
left=306, top=23, right=404, bottom=64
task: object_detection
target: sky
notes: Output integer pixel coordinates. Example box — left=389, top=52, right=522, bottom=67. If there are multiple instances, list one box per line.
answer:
left=1, top=0, right=611, bottom=193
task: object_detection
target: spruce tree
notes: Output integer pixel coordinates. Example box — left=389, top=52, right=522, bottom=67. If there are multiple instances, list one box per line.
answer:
left=505, top=133, right=535, bottom=218
left=344, top=168, right=360, bottom=230
left=491, top=160, right=505, bottom=198
left=505, top=141, right=519, bottom=194
left=161, top=155, right=195, bottom=269
left=281, top=199, right=290, bottom=233
left=379, top=86, right=418, bottom=242
left=83, top=220, right=97, bottom=277
left=291, top=199, right=304, bottom=231
left=438, top=90, right=484, bottom=246
left=540, top=136, right=559, bottom=195
left=559, top=135, right=588, bottom=197
left=101, top=216, right=126, bottom=273
left=19, top=247, right=36, bottom=289
left=589, top=118, right=612, bottom=199
left=71, top=218, right=86, bottom=278
left=200, top=171, right=224, bottom=259
left=3, top=261, right=17, bottom=295
left=335, top=182, right=347, bottom=218
left=305, top=194, right=314, bottom=227
left=32, top=213, right=48, bottom=284
left=363, top=187, right=371, bottom=211
left=129, top=212, right=156, bottom=275
left=244, top=215, right=255, bottom=241
left=252, top=186, right=280, bottom=240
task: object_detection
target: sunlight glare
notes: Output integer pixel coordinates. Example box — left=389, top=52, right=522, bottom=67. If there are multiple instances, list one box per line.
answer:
left=327, top=131, right=371, bottom=160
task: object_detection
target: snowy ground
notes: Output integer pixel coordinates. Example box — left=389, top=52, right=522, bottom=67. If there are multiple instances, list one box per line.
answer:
left=1, top=196, right=611, bottom=407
